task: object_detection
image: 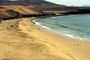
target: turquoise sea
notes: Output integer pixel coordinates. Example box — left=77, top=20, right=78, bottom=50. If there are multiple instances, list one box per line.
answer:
left=34, top=14, right=90, bottom=41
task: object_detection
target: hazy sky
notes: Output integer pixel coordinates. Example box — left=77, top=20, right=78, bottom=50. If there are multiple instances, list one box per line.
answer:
left=46, top=0, right=90, bottom=6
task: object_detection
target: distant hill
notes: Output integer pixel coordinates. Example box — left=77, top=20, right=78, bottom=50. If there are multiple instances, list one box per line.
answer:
left=0, top=0, right=66, bottom=7
left=0, top=0, right=90, bottom=20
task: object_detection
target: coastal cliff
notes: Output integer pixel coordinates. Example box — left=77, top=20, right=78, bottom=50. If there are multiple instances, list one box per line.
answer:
left=0, top=5, right=90, bottom=20
left=0, top=0, right=90, bottom=20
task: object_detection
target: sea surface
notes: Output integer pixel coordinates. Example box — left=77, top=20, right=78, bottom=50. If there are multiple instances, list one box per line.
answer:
left=35, top=14, right=90, bottom=41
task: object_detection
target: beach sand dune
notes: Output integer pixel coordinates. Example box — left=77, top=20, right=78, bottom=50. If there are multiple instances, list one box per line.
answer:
left=0, top=18, right=90, bottom=60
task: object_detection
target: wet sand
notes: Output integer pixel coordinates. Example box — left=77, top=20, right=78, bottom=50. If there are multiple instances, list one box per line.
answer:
left=0, top=18, right=90, bottom=60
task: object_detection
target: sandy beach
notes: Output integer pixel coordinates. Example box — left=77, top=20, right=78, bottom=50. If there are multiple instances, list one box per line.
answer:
left=0, top=17, right=90, bottom=60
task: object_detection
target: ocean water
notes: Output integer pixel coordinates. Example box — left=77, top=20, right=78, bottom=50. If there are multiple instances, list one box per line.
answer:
left=35, top=14, right=90, bottom=41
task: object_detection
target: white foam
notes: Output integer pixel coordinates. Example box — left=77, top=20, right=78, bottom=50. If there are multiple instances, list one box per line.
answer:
left=64, top=33, right=89, bottom=41
left=32, top=20, right=52, bottom=30
left=65, top=34, right=75, bottom=38
left=32, top=19, right=90, bottom=41
left=51, top=17, right=56, bottom=18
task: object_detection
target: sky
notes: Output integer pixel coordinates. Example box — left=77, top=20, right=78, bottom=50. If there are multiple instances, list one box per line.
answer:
left=45, top=0, right=90, bottom=6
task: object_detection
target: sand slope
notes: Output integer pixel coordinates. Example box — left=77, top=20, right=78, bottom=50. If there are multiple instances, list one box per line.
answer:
left=0, top=18, right=90, bottom=60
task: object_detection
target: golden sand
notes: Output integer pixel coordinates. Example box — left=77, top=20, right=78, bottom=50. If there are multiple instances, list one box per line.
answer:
left=0, top=18, right=90, bottom=60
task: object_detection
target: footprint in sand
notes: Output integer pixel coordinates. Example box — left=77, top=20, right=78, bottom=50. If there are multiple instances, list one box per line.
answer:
left=0, top=58, right=10, bottom=60
left=28, top=43, right=50, bottom=53
left=0, top=42, right=75, bottom=60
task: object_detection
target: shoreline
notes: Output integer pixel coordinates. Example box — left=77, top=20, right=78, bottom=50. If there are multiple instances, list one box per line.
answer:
left=26, top=18, right=90, bottom=60
left=33, top=18, right=90, bottom=42
left=0, top=17, right=90, bottom=60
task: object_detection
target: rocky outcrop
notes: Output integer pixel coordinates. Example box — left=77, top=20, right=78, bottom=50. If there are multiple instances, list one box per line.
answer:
left=1, top=5, right=90, bottom=20
left=4, top=5, right=41, bottom=15
left=0, top=7, right=20, bottom=20
left=0, top=6, right=42, bottom=20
